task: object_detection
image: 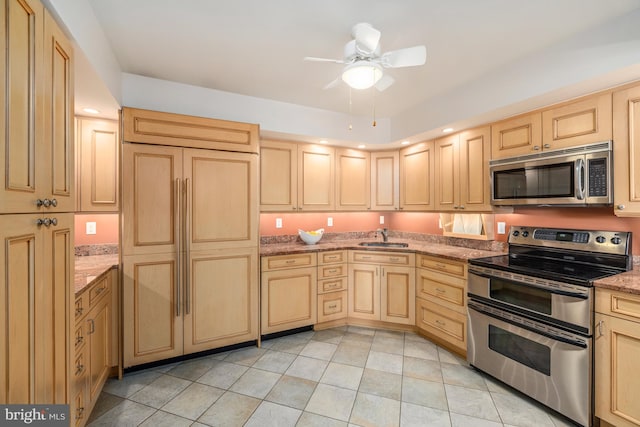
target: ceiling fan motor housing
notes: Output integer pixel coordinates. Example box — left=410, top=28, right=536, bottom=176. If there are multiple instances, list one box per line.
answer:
left=344, top=39, right=381, bottom=62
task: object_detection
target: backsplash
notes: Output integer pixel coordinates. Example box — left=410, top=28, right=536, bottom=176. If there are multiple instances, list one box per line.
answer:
left=75, top=243, right=119, bottom=256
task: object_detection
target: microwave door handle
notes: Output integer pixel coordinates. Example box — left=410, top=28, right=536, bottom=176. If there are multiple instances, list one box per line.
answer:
left=575, top=158, right=586, bottom=200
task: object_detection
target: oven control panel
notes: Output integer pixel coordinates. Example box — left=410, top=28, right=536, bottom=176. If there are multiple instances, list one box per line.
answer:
left=508, top=226, right=631, bottom=255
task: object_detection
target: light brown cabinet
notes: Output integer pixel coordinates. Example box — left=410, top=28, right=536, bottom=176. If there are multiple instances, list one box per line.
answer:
left=370, top=151, right=400, bottom=211
left=261, top=253, right=317, bottom=334
left=595, top=288, right=640, bottom=427
left=399, top=140, right=435, bottom=211
left=1, top=0, right=74, bottom=214
left=0, top=212, right=73, bottom=404
left=348, top=251, right=415, bottom=325
left=298, top=144, right=335, bottom=211
left=317, top=251, right=348, bottom=324
left=491, top=112, right=542, bottom=159
left=435, top=126, right=491, bottom=211
left=415, top=254, right=467, bottom=355
left=336, top=148, right=370, bottom=211
left=613, top=83, right=640, bottom=217
left=122, top=111, right=259, bottom=368
left=76, top=117, right=119, bottom=212
left=73, top=272, right=113, bottom=427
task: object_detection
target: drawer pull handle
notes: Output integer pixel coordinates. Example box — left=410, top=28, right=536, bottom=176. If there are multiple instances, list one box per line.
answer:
left=76, top=407, right=84, bottom=420
left=328, top=304, right=338, bottom=309
left=435, top=263, right=446, bottom=269
left=75, top=307, right=84, bottom=317
left=327, top=283, right=339, bottom=288
left=390, top=257, right=400, bottom=261
left=94, top=286, right=106, bottom=296
left=435, top=288, right=446, bottom=293
left=435, top=320, right=446, bottom=326
left=327, top=269, right=337, bottom=274
left=75, top=364, right=85, bottom=376
left=361, top=256, right=372, bottom=260
left=285, top=260, right=296, bottom=264
left=75, top=335, right=84, bottom=346
left=326, top=255, right=338, bottom=260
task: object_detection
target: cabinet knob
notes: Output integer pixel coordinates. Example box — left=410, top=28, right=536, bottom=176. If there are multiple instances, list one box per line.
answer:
left=533, top=146, right=540, bottom=151
left=617, top=204, right=626, bottom=210
left=543, top=144, right=550, bottom=149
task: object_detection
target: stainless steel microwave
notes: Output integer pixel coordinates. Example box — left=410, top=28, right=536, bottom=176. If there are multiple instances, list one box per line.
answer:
left=490, top=141, right=612, bottom=206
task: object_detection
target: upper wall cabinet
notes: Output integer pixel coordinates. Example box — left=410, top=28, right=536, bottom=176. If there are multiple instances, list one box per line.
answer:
left=260, top=140, right=298, bottom=212
left=541, top=92, right=612, bottom=150
left=76, top=118, right=119, bottom=212
left=399, top=140, right=435, bottom=211
left=491, top=113, right=542, bottom=159
left=435, top=126, right=491, bottom=212
left=122, top=107, right=259, bottom=154
left=336, top=148, right=370, bottom=211
left=1, top=0, right=75, bottom=214
left=612, top=83, right=640, bottom=217
left=298, top=144, right=335, bottom=211
left=370, top=151, right=399, bottom=211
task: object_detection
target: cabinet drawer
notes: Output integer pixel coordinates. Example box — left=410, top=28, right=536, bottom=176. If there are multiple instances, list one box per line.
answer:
left=89, top=274, right=111, bottom=306
left=262, top=253, right=317, bottom=271
left=349, top=250, right=415, bottom=266
left=74, top=323, right=86, bottom=352
left=75, top=293, right=88, bottom=321
left=416, top=298, right=466, bottom=352
left=318, top=277, right=347, bottom=294
left=596, top=288, right=640, bottom=322
left=318, top=263, right=347, bottom=280
left=417, top=268, right=466, bottom=313
left=317, top=291, right=347, bottom=323
left=417, top=254, right=466, bottom=278
left=319, top=250, right=347, bottom=265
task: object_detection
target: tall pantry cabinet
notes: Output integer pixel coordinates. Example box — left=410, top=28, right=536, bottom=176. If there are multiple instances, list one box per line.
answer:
left=1, top=0, right=74, bottom=404
left=121, top=108, right=260, bottom=368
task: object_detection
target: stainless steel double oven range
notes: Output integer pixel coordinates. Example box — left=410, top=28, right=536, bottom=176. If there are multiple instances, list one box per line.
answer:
left=467, top=226, right=632, bottom=426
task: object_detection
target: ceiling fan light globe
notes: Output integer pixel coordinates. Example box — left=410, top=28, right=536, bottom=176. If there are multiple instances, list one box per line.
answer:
left=342, top=62, right=383, bottom=90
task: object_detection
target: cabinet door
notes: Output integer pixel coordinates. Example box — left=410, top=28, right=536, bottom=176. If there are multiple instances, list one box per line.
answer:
left=459, top=126, right=491, bottom=211
left=122, top=143, right=182, bottom=256
left=261, top=266, right=317, bottom=334
left=435, top=134, right=459, bottom=211
left=370, top=151, right=399, bottom=211
left=491, top=113, right=542, bottom=159
left=0, top=214, right=43, bottom=403
left=122, top=253, right=183, bottom=367
left=297, top=144, right=335, bottom=211
left=260, top=140, right=297, bottom=212
left=380, top=266, right=415, bottom=325
left=542, top=92, right=612, bottom=151
left=184, top=149, right=258, bottom=250
left=0, top=0, right=43, bottom=213
left=400, top=140, right=435, bottom=211
left=87, top=297, right=110, bottom=405
left=77, top=118, right=119, bottom=212
left=348, top=264, right=380, bottom=321
left=595, top=313, right=640, bottom=427
left=183, top=248, right=258, bottom=353
left=336, top=148, right=370, bottom=211
left=42, top=11, right=74, bottom=213
left=36, top=212, right=73, bottom=404
left=613, top=84, right=640, bottom=216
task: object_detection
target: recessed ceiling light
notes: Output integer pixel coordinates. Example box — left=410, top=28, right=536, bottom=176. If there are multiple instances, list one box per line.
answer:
left=358, top=144, right=366, bottom=149
left=442, top=127, right=454, bottom=133
left=319, top=140, right=328, bottom=144
left=82, top=108, right=100, bottom=114
left=401, top=140, right=410, bottom=145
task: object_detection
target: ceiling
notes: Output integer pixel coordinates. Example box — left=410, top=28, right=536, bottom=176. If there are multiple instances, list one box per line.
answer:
left=70, top=0, right=640, bottom=145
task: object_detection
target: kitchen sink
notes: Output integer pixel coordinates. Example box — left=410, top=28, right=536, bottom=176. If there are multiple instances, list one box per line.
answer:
left=358, top=241, right=409, bottom=248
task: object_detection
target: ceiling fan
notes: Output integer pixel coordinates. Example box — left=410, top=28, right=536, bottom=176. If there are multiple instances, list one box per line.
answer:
left=304, top=23, right=427, bottom=91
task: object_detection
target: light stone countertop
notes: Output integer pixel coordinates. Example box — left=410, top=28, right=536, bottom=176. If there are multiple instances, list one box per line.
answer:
left=74, top=254, right=119, bottom=295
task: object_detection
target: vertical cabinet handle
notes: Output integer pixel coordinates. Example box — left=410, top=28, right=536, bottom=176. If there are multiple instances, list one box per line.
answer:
left=184, top=178, right=191, bottom=315
left=597, top=320, right=605, bottom=337
left=87, top=319, right=95, bottom=334
left=175, top=178, right=181, bottom=317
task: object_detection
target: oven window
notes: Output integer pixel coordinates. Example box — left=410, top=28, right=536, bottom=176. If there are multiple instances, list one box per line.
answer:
left=489, top=325, right=551, bottom=376
left=489, top=278, right=551, bottom=314
left=493, top=162, right=573, bottom=199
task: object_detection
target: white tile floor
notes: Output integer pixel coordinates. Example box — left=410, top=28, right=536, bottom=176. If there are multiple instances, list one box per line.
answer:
left=87, top=326, right=578, bottom=427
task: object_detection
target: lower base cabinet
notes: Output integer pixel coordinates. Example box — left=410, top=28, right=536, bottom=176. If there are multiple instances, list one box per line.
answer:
left=73, top=270, right=115, bottom=427
left=261, top=253, right=317, bottom=334
left=415, top=254, right=467, bottom=355
left=595, top=288, right=640, bottom=427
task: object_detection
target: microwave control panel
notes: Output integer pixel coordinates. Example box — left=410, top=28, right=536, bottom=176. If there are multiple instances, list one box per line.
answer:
left=588, top=158, right=607, bottom=197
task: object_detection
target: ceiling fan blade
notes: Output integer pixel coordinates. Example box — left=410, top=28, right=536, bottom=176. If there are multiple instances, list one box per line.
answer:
left=381, top=45, right=427, bottom=68
left=323, top=76, right=342, bottom=90
left=352, top=23, right=381, bottom=54
left=304, top=56, right=344, bottom=64
left=375, top=75, right=395, bottom=91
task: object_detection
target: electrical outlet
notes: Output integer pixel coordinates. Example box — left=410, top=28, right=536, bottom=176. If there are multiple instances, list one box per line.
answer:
left=379, top=215, right=385, bottom=225
left=327, top=217, right=333, bottom=227
left=497, top=222, right=506, bottom=234
left=275, top=218, right=282, bottom=229
left=86, top=222, right=97, bottom=235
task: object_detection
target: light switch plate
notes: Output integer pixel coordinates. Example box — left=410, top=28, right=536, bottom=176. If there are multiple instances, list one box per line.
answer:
left=275, top=218, right=283, bottom=228
left=379, top=216, right=385, bottom=225
left=327, top=217, right=333, bottom=227
left=86, top=222, right=97, bottom=235
left=497, top=222, right=506, bottom=234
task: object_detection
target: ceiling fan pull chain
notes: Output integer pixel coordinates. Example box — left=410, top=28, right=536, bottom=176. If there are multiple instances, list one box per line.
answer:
left=372, top=86, right=377, bottom=127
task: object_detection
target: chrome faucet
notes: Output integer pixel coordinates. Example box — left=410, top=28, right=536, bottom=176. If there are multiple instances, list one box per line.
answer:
left=377, top=228, right=389, bottom=242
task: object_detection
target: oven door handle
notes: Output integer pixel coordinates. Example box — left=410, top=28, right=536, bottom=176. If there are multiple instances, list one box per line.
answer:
left=469, top=270, right=589, bottom=300
left=468, top=301, right=589, bottom=349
